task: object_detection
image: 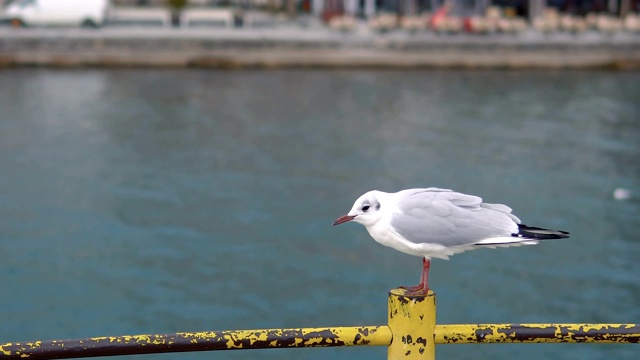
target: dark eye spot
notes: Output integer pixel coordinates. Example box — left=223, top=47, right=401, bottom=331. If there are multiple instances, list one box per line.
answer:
left=362, top=205, right=370, bottom=212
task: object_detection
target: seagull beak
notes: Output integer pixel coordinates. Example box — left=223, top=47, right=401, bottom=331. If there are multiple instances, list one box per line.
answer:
left=332, top=214, right=356, bottom=226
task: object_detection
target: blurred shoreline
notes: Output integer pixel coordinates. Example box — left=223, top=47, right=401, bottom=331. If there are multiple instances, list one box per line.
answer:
left=1, top=26, right=639, bottom=69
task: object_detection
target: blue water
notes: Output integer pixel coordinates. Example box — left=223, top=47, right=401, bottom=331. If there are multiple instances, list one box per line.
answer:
left=0, top=69, right=638, bottom=360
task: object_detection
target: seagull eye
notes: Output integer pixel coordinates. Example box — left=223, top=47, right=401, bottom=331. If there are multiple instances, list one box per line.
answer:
left=362, top=205, right=370, bottom=212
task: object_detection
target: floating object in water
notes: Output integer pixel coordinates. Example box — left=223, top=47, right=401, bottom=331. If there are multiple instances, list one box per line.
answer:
left=613, top=188, right=631, bottom=201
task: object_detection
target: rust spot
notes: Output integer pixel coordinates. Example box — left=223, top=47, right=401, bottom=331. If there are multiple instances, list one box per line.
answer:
left=355, top=328, right=372, bottom=345
left=397, top=295, right=411, bottom=306
left=469, top=324, right=640, bottom=344
left=497, top=325, right=557, bottom=342
left=475, top=328, right=495, bottom=342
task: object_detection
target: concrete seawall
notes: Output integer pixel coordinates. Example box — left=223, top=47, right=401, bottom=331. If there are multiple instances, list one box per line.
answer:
left=1, top=28, right=640, bottom=69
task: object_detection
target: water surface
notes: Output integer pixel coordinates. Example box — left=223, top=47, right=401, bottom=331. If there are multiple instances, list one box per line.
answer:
left=0, top=69, right=639, bottom=359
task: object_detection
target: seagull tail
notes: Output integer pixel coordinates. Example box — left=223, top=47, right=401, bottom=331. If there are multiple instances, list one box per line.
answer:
left=515, top=224, right=570, bottom=240
left=473, top=225, right=569, bottom=248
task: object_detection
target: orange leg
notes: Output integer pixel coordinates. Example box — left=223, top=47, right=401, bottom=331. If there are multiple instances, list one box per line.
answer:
left=399, top=258, right=430, bottom=295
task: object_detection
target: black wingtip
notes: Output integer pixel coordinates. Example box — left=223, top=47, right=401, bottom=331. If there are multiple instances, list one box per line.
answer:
left=514, top=224, right=570, bottom=240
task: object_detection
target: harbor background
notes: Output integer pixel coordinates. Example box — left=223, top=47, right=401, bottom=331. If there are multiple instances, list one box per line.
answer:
left=0, top=0, right=640, bottom=68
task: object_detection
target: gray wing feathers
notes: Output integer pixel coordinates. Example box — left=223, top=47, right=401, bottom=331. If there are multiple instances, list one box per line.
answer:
left=391, top=189, right=519, bottom=247
left=481, top=203, right=521, bottom=223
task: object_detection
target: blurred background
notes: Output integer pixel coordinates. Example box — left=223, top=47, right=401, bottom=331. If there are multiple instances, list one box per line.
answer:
left=0, top=1, right=639, bottom=360
left=0, top=0, right=639, bottom=34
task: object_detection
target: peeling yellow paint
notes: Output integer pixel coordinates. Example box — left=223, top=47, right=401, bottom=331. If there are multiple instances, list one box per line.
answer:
left=388, top=288, right=436, bottom=359
left=0, top=290, right=637, bottom=360
left=435, top=323, right=640, bottom=344
left=0, top=346, right=11, bottom=356
left=224, top=337, right=241, bottom=349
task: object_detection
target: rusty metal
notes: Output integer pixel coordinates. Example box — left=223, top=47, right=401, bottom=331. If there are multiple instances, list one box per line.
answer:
left=1, top=289, right=638, bottom=360
left=0, top=326, right=391, bottom=360
left=388, top=288, right=437, bottom=359
left=435, top=324, right=640, bottom=344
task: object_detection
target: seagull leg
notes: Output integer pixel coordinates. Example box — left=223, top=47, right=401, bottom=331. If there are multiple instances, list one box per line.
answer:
left=420, top=258, right=431, bottom=294
left=400, top=258, right=430, bottom=294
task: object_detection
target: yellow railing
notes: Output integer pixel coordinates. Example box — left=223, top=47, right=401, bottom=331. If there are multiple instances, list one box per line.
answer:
left=1, top=289, right=638, bottom=359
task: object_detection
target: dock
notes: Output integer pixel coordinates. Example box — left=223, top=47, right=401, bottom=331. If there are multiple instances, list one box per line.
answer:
left=1, top=25, right=639, bottom=69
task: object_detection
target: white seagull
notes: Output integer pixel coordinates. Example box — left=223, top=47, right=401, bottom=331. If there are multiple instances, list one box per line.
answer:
left=332, top=188, right=569, bottom=295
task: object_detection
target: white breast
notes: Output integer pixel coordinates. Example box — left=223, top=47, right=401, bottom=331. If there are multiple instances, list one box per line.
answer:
left=364, top=217, right=456, bottom=259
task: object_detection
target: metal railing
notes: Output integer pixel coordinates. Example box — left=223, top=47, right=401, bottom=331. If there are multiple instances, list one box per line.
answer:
left=1, top=288, right=638, bottom=359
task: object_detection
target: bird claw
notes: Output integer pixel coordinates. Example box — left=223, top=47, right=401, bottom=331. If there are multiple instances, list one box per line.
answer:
left=399, top=285, right=422, bottom=291
left=399, top=284, right=430, bottom=295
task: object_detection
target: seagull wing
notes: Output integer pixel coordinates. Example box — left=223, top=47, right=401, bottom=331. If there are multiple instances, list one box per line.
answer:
left=390, top=188, right=520, bottom=247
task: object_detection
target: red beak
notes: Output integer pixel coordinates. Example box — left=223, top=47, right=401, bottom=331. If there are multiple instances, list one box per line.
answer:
left=332, top=214, right=356, bottom=226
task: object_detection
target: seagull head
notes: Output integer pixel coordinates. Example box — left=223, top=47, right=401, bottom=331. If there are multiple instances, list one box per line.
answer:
left=333, top=190, right=384, bottom=227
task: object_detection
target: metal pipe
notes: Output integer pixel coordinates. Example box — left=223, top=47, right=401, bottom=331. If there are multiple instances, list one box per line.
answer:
left=2, top=288, right=639, bottom=360
left=388, top=288, right=437, bottom=359
left=0, top=326, right=392, bottom=360
left=435, top=324, right=640, bottom=344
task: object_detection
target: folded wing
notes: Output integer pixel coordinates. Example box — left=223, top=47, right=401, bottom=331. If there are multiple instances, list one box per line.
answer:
left=390, top=188, right=522, bottom=247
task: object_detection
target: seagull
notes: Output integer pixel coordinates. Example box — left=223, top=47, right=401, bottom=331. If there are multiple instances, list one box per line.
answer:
left=332, top=188, right=569, bottom=295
